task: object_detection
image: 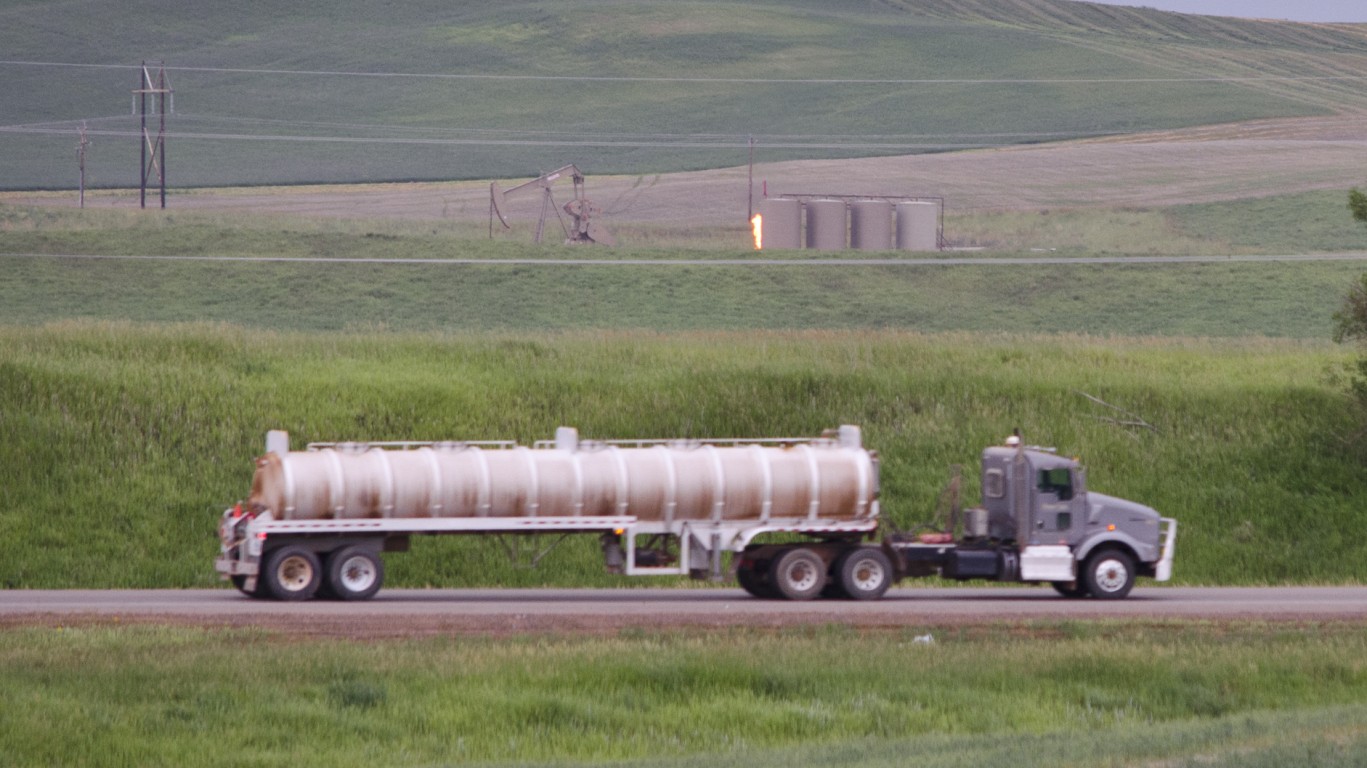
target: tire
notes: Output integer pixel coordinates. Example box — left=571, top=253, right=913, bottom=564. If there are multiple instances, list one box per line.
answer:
left=324, top=546, right=384, bottom=602
left=230, top=574, right=265, bottom=598
left=737, top=562, right=776, bottom=598
left=835, top=547, right=893, bottom=601
left=261, top=545, right=322, bottom=601
left=1082, top=548, right=1136, bottom=600
left=1051, top=581, right=1090, bottom=599
left=821, top=579, right=851, bottom=599
left=770, top=547, right=827, bottom=601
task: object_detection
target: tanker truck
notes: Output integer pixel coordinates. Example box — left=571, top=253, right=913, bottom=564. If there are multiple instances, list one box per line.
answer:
left=215, top=426, right=1175, bottom=602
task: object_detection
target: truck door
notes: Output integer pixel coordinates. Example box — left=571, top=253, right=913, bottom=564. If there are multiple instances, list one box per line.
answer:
left=1031, top=465, right=1082, bottom=545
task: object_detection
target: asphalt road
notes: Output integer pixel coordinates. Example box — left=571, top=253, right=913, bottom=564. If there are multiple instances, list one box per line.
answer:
left=2, top=587, right=1363, bottom=635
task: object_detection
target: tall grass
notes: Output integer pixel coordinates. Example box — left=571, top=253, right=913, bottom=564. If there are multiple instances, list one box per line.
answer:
left=0, top=323, right=1360, bottom=588
left=1, top=622, right=1365, bottom=766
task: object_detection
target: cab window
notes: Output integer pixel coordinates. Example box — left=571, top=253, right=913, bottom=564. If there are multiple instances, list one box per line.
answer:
left=984, top=469, right=1004, bottom=499
left=1037, top=467, right=1074, bottom=501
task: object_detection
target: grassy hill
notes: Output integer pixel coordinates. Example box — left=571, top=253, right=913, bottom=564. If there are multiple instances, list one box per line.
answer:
left=1, top=322, right=1362, bottom=589
left=3, top=0, right=1365, bottom=189
left=3, top=1, right=1367, bottom=593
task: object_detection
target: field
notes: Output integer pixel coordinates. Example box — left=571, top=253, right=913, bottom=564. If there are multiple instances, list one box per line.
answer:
left=3, top=622, right=1366, bottom=767
left=9, top=115, right=1367, bottom=252
left=4, top=0, right=1367, bottom=190
left=5, top=2, right=1367, bottom=766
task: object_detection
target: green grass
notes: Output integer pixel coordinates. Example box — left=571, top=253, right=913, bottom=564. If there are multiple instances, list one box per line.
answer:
left=3, top=0, right=1362, bottom=188
left=0, top=323, right=1362, bottom=589
left=4, top=202, right=1367, bottom=338
left=948, top=191, right=1367, bottom=255
left=1169, top=190, right=1367, bottom=254
left=6, top=191, right=1367, bottom=257
left=2, top=622, right=1366, bottom=766
left=3, top=250, right=1363, bottom=338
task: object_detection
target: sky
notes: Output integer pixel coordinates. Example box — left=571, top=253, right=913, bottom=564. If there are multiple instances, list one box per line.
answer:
left=1085, top=1, right=1367, bottom=23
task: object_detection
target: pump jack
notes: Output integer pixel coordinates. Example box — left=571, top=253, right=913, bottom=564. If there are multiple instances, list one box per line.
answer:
left=489, top=164, right=615, bottom=245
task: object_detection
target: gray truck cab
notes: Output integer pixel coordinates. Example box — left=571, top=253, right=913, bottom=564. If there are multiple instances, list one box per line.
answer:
left=976, top=440, right=1175, bottom=598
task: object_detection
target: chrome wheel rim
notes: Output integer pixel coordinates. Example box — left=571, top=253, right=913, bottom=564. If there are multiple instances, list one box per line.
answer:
left=784, top=558, right=820, bottom=592
left=1094, top=558, right=1129, bottom=593
left=850, top=557, right=886, bottom=592
left=276, top=555, right=314, bottom=592
left=338, top=555, right=377, bottom=593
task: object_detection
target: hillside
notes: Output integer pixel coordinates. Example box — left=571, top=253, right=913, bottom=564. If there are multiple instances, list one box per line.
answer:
left=2, top=0, right=1365, bottom=189
left=1, top=323, right=1361, bottom=589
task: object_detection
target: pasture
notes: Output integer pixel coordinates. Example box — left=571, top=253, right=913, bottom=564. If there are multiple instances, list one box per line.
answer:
left=2, top=622, right=1365, bottom=767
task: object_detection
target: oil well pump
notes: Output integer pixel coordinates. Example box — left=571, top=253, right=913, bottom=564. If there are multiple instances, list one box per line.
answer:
left=489, top=164, right=615, bottom=245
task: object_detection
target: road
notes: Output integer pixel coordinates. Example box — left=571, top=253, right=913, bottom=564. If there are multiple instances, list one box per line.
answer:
left=2, top=587, right=1363, bottom=636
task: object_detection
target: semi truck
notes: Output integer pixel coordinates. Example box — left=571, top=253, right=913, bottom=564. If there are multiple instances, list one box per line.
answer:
left=215, top=426, right=1176, bottom=602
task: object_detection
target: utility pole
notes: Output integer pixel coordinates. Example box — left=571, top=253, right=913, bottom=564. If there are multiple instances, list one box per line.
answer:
left=133, top=60, right=173, bottom=209
left=77, top=121, right=90, bottom=208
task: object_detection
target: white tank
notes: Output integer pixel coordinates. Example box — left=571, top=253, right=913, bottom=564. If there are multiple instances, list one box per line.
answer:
left=896, top=201, right=939, bottom=251
left=850, top=199, right=893, bottom=251
left=247, top=426, right=878, bottom=524
left=805, top=199, right=848, bottom=251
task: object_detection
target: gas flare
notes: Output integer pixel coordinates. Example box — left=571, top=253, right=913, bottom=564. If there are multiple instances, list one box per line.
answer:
left=751, top=213, right=763, bottom=250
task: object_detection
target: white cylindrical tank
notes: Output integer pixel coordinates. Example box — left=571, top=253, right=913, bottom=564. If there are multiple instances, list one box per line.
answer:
left=896, top=201, right=939, bottom=251
left=247, top=427, right=878, bottom=525
left=849, top=200, right=893, bottom=251
left=805, top=199, right=848, bottom=251
left=757, top=198, right=802, bottom=250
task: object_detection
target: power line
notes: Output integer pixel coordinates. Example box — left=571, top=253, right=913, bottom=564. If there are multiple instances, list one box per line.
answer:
left=3, top=58, right=1367, bottom=85
left=0, top=125, right=1006, bottom=151
left=169, top=114, right=1128, bottom=142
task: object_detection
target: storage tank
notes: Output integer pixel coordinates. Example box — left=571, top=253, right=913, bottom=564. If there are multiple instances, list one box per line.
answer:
left=896, top=201, right=939, bottom=251
left=849, top=200, right=893, bottom=251
left=805, top=199, right=848, bottom=251
left=246, top=427, right=878, bottom=524
left=757, top=197, right=802, bottom=250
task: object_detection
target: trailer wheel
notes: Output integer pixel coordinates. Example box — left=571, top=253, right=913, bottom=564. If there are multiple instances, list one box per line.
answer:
left=771, top=547, right=827, bottom=601
left=736, top=554, right=776, bottom=599
left=836, top=547, right=893, bottom=601
left=261, top=545, right=322, bottom=601
left=324, top=546, right=384, bottom=601
left=1082, top=548, right=1135, bottom=600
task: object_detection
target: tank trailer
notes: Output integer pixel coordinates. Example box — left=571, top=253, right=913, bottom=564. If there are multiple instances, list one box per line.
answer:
left=216, top=427, right=1175, bottom=601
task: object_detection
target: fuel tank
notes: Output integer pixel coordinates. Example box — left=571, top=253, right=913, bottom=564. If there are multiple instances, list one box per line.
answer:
left=246, top=426, right=878, bottom=524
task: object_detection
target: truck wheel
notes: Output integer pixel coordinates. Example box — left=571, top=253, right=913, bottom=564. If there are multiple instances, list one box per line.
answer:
left=261, top=545, right=322, bottom=601
left=836, top=547, right=893, bottom=601
left=1051, top=581, right=1090, bottom=599
left=324, top=546, right=384, bottom=601
left=736, top=555, right=777, bottom=599
left=771, top=547, right=827, bottom=601
left=1082, top=548, right=1135, bottom=600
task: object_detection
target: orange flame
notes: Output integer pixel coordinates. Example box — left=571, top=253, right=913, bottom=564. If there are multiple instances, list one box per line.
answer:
left=751, top=213, right=763, bottom=250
